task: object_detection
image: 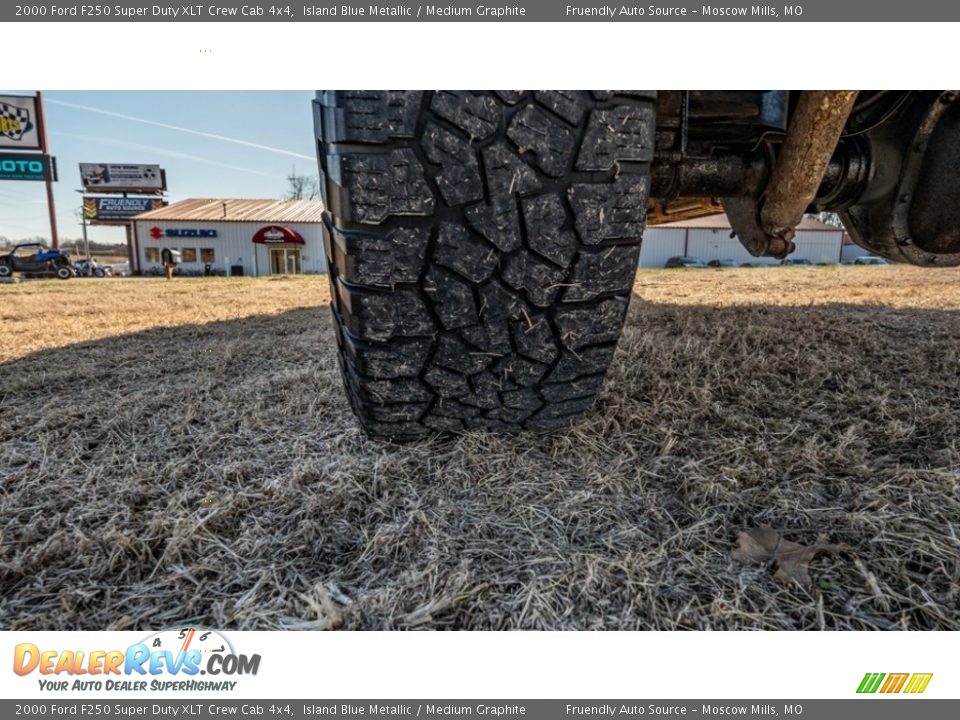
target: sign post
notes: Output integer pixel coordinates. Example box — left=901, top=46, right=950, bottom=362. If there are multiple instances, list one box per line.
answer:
left=81, top=203, right=90, bottom=261
left=35, top=92, right=58, bottom=249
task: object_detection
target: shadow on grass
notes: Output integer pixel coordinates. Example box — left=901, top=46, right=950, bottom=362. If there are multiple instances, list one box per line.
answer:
left=1, top=298, right=958, bottom=630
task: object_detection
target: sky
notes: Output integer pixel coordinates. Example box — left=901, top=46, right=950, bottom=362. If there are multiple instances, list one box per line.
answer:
left=0, top=91, right=317, bottom=245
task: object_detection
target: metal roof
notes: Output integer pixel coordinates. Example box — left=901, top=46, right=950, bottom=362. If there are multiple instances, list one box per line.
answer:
left=657, top=213, right=842, bottom=232
left=134, top=198, right=326, bottom=223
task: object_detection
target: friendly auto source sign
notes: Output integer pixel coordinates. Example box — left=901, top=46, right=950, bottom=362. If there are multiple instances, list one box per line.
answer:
left=0, top=152, right=56, bottom=181
left=0, top=95, right=41, bottom=150
left=80, top=163, right=165, bottom=192
left=84, top=196, right=166, bottom=222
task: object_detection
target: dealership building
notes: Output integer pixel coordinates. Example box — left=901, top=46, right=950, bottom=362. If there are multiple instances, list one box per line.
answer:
left=132, top=198, right=327, bottom=276
left=639, top=214, right=846, bottom=267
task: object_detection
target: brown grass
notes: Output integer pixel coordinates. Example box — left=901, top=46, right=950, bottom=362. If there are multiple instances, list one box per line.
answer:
left=0, top=276, right=326, bottom=364
left=1, top=267, right=958, bottom=630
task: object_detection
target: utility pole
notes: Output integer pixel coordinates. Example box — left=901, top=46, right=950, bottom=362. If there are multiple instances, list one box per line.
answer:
left=81, top=206, right=90, bottom=260
left=75, top=192, right=91, bottom=260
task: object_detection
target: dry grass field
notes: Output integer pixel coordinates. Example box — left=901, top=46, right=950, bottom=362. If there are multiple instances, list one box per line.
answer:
left=1, top=267, right=959, bottom=630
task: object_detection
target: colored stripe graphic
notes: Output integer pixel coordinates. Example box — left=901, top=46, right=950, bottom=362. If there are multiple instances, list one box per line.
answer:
left=880, top=673, right=909, bottom=693
left=904, top=673, right=934, bottom=694
left=857, top=672, right=932, bottom=694
left=857, top=673, right=885, bottom=693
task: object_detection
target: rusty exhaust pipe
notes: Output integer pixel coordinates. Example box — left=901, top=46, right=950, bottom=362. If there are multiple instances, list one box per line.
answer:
left=761, top=91, right=859, bottom=245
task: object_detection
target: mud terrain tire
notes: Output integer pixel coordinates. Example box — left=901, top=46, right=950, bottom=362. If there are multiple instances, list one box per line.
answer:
left=316, top=91, right=655, bottom=439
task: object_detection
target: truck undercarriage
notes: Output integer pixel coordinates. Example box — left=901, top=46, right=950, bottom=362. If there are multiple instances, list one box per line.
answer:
left=314, top=90, right=960, bottom=438
left=648, top=91, right=960, bottom=266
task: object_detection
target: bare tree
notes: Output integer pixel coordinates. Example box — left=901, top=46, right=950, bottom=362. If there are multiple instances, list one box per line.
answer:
left=811, top=211, right=845, bottom=229
left=284, top=168, right=320, bottom=200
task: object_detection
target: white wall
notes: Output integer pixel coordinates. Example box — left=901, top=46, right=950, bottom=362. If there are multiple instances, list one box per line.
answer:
left=638, top=228, right=686, bottom=267
left=640, top=226, right=844, bottom=267
left=791, top=229, right=845, bottom=264
left=685, top=228, right=775, bottom=265
left=134, top=220, right=328, bottom=276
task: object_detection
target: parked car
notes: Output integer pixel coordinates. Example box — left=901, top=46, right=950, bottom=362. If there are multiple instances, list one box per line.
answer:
left=780, top=258, right=814, bottom=266
left=0, top=243, right=73, bottom=280
left=665, top=256, right=708, bottom=269
left=707, top=259, right=739, bottom=268
left=852, top=256, right=891, bottom=265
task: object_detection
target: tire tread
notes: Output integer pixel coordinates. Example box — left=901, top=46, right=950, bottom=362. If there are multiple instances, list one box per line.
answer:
left=316, top=90, right=654, bottom=438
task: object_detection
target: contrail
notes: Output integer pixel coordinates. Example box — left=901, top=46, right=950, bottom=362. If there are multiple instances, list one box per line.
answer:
left=46, top=98, right=315, bottom=161
left=51, top=130, right=286, bottom=179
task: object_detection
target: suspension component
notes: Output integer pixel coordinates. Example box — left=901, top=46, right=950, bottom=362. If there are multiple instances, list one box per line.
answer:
left=760, top=91, right=859, bottom=243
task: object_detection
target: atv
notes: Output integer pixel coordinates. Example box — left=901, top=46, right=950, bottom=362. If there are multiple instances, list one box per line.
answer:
left=73, top=257, right=112, bottom=278
left=0, top=242, right=73, bottom=280
left=314, top=91, right=959, bottom=438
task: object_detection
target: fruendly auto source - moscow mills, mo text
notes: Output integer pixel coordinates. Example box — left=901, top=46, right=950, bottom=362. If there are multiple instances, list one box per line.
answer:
left=564, top=5, right=794, bottom=17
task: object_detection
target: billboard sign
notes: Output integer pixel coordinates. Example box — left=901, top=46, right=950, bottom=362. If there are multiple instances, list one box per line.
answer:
left=80, top=163, right=166, bottom=192
left=84, top=196, right=166, bottom=223
left=0, top=95, right=41, bottom=150
left=0, top=153, right=56, bottom=181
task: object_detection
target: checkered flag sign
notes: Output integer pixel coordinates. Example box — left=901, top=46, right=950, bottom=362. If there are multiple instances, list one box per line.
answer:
left=0, top=102, right=32, bottom=142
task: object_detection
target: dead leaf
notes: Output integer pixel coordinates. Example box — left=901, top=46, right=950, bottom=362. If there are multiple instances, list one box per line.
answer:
left=732, top=525, right=846, bottom=589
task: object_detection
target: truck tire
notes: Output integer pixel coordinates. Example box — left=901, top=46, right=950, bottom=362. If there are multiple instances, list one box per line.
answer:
left=0, top=261, right=11, bottom=277
left=316, top=91, right=655, bottom=439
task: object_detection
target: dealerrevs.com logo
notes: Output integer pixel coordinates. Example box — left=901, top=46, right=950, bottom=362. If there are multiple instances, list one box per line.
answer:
left=13, top=628, right=261, bottom=692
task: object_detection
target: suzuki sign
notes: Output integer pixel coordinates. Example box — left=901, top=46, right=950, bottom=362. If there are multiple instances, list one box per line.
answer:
left=149, top=226, right=217, bottom=239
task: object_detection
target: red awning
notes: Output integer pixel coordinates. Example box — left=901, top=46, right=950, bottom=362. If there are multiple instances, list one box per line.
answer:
left=252, top=225, right=305, bottom=244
